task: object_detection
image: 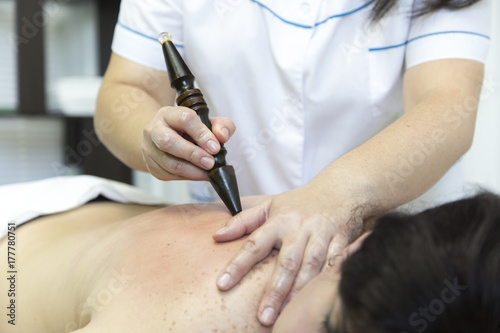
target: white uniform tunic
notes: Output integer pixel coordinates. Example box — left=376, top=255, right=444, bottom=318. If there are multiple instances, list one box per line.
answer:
left=111, top=0, right=491, bottom=209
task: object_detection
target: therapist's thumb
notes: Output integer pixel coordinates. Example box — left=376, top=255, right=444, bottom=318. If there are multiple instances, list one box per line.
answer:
left=213, top=200, right=270, bottom=242
left=210, top=117, right=236, bottom=144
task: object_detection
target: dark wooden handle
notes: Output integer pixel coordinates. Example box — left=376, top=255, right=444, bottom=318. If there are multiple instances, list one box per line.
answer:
left=176, top=88, right=228, bottom=170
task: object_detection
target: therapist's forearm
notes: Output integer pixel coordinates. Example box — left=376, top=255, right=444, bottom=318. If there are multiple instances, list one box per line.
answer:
left=310, top=94, right=476, bottom=218
left=95, top=82, right=160, bottom=171
left=94, top=53, right=175, bottom=172
left=313, top=95, right=474, bottom=216
left=309, top=60, right=484, bottom=218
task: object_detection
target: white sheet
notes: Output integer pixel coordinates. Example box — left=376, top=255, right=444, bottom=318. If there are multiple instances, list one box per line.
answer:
left=0, top=175, right=168, bottom=238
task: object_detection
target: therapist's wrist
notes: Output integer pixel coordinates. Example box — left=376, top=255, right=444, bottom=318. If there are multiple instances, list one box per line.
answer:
left=306, top=170, right=380, bottom=220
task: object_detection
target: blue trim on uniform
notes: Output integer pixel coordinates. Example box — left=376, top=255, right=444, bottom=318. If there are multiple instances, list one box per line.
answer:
left=315, top=0, right=375, bottom=27
left=249, top=0, right=374, bottom=29
left=117, top=21, right=184, bottom=48
left=369, top=30, right=491, bottom=52
left=249, top=0, right=312, bottom=28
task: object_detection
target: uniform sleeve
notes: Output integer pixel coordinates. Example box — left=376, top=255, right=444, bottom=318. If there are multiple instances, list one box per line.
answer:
left=111, top=0, right=184, bottom=71
left=405, top=0, right=491, bottom=70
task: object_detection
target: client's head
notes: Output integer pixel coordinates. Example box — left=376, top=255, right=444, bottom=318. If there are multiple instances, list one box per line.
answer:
left=274, top=192, right=500, bottom=333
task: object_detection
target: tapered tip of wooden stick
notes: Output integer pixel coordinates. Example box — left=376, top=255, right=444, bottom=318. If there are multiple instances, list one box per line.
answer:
left=209, top=166, right=242, bottom=216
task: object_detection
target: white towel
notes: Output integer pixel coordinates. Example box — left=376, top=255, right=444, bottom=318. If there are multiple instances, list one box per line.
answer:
left=0, top=175, right=168, bottom=238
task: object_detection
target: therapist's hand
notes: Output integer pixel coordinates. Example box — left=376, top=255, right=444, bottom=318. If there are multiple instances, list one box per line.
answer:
left=213, top=183, right=365, bottom=326
left=141, top=106, right=236, bottom=181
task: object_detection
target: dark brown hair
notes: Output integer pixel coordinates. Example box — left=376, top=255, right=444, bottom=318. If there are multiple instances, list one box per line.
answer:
left=371, top=0, right=482, bottom=21
left=334, top=192, right=500, bottom=332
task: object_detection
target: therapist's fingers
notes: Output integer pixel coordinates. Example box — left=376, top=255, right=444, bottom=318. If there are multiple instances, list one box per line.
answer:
left=279, top=235, right=330, bottom=310
left=213, top=199, right=271, bottom=242
left=324, top=234, right=350, bottom=269
left=216, top=224, right=278, bottom=292
left=210, top=117, right=236, bottom=144
left=142, top=155, right=185, bottom=181
left=142, top=106, right=220, bottom=180
left=142, top=148, right=209, bottom=181
left=148, top=123, right=216, bottom=171
left=162, top=107, right=221, bottom=155
left=324, top=216, right=363, bottom=269
left=280, top=231, right=369, bottom=312
left=257, top=234, right=309, bottom=326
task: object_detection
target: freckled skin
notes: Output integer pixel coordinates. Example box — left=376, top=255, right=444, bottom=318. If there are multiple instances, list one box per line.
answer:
left=7, top=201, right=276, bottom=333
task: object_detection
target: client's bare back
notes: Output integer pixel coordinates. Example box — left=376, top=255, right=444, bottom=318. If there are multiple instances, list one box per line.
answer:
left=1, top=201, right=274, bottom=333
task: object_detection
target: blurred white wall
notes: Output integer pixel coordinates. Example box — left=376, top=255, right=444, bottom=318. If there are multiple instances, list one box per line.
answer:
left=463, top=0, right=500, bottom=194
